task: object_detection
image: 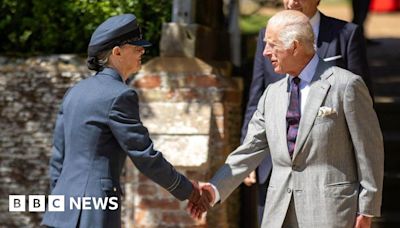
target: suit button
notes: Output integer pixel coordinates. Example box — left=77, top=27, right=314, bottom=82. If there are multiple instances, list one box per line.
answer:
left=287, top=188, right=292, bottom=193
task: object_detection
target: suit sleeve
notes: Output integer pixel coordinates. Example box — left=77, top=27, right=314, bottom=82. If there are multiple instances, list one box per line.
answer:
left=241, top=29, right=266, bottom=142
left=211, top=88, right=270, bottom=202
left=49, top=104, right=66, bottom=192
left=343, top=76, right=384, bottom=216
left=346, top=25, right=373, bottom=96
left=108, top=89, right=192, bottom=201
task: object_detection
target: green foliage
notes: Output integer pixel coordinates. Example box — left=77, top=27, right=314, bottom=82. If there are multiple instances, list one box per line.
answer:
left=0, top=0, right=172, bottom=57
left=239, top=14, right=269, bottom=35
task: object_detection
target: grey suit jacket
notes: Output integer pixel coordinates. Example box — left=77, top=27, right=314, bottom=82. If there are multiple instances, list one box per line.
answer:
left=242, top=13, right=372, bottom=185
left=211, top=60, right=383, bottom=227
left=42, top=68, right=192, bottom=228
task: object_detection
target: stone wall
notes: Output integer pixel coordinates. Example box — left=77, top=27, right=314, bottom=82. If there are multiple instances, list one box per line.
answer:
left=0, top=55, right=243, bottom=227
left=0, top=55, right=91, bottom=227
left=129, top=56, right=243, bottom=228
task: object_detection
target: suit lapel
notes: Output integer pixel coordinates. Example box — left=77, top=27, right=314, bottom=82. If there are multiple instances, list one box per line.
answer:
left=292, top=60, right=332, bottom=159
left=317, top=13, right=332, bottom=59
left=275, top=76, right=292, bottom=162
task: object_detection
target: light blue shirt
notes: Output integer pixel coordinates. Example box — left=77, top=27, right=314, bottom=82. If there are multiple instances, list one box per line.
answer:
left=288, top=53, right=319, bottom=115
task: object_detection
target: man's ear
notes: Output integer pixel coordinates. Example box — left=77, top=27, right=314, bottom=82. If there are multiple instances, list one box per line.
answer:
left=292, top=40, right=300, bottom=55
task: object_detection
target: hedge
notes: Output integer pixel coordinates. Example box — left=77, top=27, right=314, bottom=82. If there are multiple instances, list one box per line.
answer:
left=0, top=0, right=172, bottom=57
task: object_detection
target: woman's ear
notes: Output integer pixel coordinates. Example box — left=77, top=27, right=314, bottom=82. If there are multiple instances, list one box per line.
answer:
left=111, top=46, right=122, bottom=57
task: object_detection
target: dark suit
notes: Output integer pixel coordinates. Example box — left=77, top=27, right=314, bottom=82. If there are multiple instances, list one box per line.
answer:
left=241, top=12, right=372, bottom=225
left=352, top=0, right=371, bottom=35
left=42, top=68, right=192, bottom=228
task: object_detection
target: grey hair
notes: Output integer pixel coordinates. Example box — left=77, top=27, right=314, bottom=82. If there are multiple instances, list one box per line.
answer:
left=267, top=10, right=316, bottom=53
left=87, top=49, right=112, bottom=71
left=97, top=49, right=112, bottom=66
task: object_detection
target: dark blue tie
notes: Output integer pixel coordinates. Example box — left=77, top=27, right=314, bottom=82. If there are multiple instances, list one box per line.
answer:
left=286, top=77, right=301, bottom=158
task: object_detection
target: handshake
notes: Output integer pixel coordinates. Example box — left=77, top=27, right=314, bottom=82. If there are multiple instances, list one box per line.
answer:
left=187, top=180, right=216, bottom=219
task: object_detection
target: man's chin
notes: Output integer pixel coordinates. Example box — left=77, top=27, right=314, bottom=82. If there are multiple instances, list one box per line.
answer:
left=273, top=68, right=283, bottom=74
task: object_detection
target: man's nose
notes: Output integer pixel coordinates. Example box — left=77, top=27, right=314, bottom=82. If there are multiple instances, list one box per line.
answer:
left=263, top=45, right=271, bottom=58
left=287, top=0, right=299, bottom=7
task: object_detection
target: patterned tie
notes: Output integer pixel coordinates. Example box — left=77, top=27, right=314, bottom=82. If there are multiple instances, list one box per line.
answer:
left=286, top=77, right=301, bottom=158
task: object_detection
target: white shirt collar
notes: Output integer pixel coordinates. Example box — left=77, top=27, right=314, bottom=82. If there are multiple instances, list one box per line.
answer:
left=309, top=11, right=321, bottom=40
left=289, top=54, right=319, bottom=84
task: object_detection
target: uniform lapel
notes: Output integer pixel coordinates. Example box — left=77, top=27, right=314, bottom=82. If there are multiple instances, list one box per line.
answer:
left=292, top=60, right=333, bottom=159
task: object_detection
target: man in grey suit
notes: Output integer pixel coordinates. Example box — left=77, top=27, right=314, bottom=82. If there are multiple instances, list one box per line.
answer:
left=41, top=14, right=205, bottom=228
left=190, top=10, right=383, bottom=228
left=243, top=1, right=372, bottom=223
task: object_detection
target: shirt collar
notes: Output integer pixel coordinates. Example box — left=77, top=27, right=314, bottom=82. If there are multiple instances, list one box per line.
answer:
left=289, top=54, right=319, bottom=84
left=309, top=11, right=321, bottom=40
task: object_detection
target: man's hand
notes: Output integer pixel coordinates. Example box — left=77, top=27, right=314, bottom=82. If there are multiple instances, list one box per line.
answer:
left=354, top=214, right=372, bottom=228
left=199, top=182, right=215, bottom=206
left=187, top=181, right=215, bottom=219
left=243, top=171, right=257, bottom=186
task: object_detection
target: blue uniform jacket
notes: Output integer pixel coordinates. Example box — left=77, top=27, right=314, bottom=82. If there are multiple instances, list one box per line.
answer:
left=42, top=68, right=192, bottom=228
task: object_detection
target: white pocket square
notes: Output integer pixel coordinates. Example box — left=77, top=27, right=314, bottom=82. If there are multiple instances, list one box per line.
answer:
left=323, top=55, right=342, bottom=62
left=317, top=106, right=337, bottom=117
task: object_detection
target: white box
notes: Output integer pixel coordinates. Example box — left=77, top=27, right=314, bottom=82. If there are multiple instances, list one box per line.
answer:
left=29, top=195, right=45, bottom=212
left=48, top=195, right=65, bottom=211
left=9, top=195, right=26, bottom=212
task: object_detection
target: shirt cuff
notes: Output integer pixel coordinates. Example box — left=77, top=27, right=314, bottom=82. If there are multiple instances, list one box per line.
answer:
left=210, top=183, right=221, bottom=206
left=358, top=213, right=374, bottom=218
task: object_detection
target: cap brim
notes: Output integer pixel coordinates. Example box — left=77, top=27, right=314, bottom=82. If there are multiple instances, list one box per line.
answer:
left=129, top=40, right=152, bottom=47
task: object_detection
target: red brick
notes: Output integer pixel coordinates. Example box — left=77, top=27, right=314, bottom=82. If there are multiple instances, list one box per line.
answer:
left=138, top=173, right=151, bottom=183
left=162, top=211, right=200, bottom=225
left=185, top=75, right=219, bottom=88
left=138, top=198, right=180, bottom=210
left=166, top=89, right=175, bottom=99
left=133, top=75, right=161, bottom=89
left=185, top=170, right=207, bottom=181
left=212, top=103, right=224, bottom=116
left=137, top=184, right=157, bottom=195
left=134, top=209, right=161, bottom=226
left=159, top=187, right=176, bottom=199
left=134, top=209, right=147, bottom=223
left=223, top=90, right=241, bottom=103
left=181, top=90, right=200, bottom=100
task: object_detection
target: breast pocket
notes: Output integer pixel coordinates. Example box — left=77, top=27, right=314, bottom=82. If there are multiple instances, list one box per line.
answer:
left=314, top=114, right=337, bottom=125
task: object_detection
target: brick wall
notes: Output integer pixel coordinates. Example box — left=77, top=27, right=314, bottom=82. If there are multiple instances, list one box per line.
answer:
left=0, top=55, right=243, bottom=227
left=0, top=55, right=91, bottom=227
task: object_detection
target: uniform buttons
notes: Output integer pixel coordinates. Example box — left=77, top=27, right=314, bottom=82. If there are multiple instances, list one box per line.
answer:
left=113, top=187, right=117, bottom=192
left=287, top=188, right=292, bottom=194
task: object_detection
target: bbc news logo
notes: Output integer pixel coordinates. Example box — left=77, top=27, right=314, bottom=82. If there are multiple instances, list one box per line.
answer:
left=9, top=195, right=118, bottom=212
